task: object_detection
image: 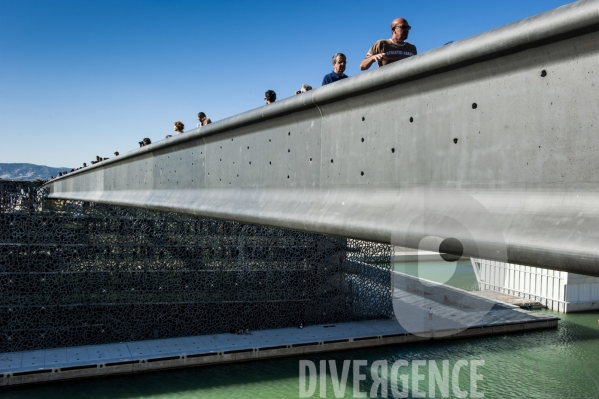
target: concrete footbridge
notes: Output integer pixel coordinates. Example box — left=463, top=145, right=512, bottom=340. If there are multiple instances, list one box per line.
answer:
left=46, top=0, right=599, bottom=276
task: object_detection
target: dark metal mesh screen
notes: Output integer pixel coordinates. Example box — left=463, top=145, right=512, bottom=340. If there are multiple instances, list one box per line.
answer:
left=0, top=180, right=392, bottom=352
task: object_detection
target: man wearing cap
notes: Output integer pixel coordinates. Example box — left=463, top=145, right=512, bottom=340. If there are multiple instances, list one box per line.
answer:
left=360, top=18, right=417, bottom=70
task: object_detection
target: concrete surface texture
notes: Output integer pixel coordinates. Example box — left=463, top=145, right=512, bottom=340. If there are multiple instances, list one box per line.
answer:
left=46, top=0, right=599, bottom=276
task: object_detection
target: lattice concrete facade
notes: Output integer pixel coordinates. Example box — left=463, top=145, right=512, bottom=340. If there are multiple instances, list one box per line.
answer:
left=0, top=180, right=392, bottom=352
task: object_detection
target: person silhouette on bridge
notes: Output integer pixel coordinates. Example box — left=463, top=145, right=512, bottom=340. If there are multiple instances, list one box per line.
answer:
left=295, top=84, right=312, bottom=95
left=360, top=18, right=417, bottom=70
left=174, top=121, right=185, bottom=134
left=322, top=53, right=348, bottom=85
left=264, top=90, right=276, bottom=104
left=197, top=112, right=212, bottom=128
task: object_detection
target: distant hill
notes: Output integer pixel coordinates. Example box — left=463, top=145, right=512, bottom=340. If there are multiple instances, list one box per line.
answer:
left=0, top=163, right=73, bottom=181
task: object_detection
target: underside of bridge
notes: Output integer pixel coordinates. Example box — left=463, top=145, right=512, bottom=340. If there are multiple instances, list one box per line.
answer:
left=46, top=0, right=599, bottom=276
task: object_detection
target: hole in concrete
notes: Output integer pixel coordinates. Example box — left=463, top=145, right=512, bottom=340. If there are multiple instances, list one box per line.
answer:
left=247, top=146, right=249, bottom=149
left=409, top=117, right=413, bottom=123
left=287, top=175, right=290, bottom=179
left=391, top=148, right=395, bottom=153
left=288, top=149, right=290, bottom=153
left=249, top=162, right=251, bottom=165
left=361, top=138, right=364, bottom=142
left=360, top=171, right=364, bottom=176
left=439, top=238, right=464, bottom=261
left=269, top=161, right=272, bottom=165
left=288, top=132, right=291, bottom=136
left=472, top=103, right=477, bottom=109
left=362, top=117, right=365, bottom=121
left=330, top=159, right=334, bottom=163
left=310, top=158, right=312, bottom=162
left=541, top=70, right=547, bottom=77
left=453, top=138, right=458, bottom=144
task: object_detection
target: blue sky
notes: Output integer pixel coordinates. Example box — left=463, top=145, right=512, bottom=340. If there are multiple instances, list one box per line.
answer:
left=0, top=0, right=571, bottom=168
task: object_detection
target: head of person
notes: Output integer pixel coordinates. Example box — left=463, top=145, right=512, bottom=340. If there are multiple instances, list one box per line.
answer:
left=332, top=53, right=346, bottom=75
left=295, top=84, right=313, bottom=95
left=264, top=90, right=276, bottom=104
left=391, top=18, right=411, bottom=43
left=198, top=112, right=207, bottom=122
left=142, top=137, right=151, bottom=146
left=174, top=121, right=184, bottom=133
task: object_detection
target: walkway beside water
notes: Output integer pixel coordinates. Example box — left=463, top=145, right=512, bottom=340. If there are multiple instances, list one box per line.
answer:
left=472, top=290, right=544, bottom=308
left=1, top=299, right=558, bottom=388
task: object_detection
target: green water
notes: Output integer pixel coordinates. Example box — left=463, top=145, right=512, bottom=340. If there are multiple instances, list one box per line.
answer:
left=394, top=260, right=479, bottom=291
left=4, top=261, right=599, bottom=398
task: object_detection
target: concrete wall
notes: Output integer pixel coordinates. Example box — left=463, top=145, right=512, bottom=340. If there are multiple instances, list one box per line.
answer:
left=564, top=273, right=599, bottom=311
left=46, top=1, right=599, bottom=277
